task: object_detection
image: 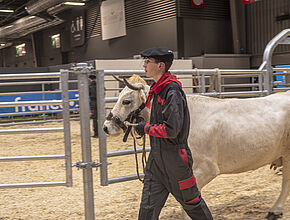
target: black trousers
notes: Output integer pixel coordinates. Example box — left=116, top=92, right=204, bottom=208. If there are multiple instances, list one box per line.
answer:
left=91, top=108, right=98, bottom=136
left=138, top=159, right=213, bottom=220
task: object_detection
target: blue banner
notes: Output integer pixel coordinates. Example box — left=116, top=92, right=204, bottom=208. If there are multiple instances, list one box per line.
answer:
left=0, top=92, right=79, bottom=117
left=275, top=65, right=290, bottom=88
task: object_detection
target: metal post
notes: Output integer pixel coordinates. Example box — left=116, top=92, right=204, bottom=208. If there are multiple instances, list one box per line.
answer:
left=75, top=63, right=95, bottom=220
left=201, top=73, right=206, bottom=94
left=60, top=69, right=72, bottom=187
left=258, top=72, right=263, bottom=95
left=265, top=64, right=273, bottom=95
left=96, top=70, right=108, bottom=186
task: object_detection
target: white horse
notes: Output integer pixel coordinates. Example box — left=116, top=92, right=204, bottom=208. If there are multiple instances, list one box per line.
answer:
left=103, top=74, right=290, bottom=220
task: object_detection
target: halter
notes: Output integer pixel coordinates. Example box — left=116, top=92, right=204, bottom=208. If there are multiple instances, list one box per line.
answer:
left=106, top=103, right=146, bottom=142
left=106, top=88, right=148, bottom=182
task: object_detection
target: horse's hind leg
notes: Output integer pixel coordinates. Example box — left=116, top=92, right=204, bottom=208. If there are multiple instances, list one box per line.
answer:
left=268, top=155, right=290, bottom=219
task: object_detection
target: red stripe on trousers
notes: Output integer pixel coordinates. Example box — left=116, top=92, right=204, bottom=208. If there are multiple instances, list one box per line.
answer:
left=178, top=176, right=196, bottom=190
left=187, top=195, right=200, bottom=204
left=178, top=148, right=189, bottom=166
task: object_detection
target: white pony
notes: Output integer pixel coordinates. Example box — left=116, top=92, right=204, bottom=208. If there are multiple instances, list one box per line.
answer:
left=103, top=74, right=290, bottom=220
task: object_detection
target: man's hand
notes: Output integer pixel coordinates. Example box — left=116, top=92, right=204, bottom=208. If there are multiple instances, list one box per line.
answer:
left=134, top=121, right=146, bottom=136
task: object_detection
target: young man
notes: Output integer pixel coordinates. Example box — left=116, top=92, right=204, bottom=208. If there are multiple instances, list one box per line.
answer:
left=88, top=74, right=98, bottom=138
left=135, top=46, right=213, bottom=220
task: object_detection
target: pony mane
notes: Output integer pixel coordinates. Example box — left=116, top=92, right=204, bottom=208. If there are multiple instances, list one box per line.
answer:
left=128, top=74, right=146, bottom=85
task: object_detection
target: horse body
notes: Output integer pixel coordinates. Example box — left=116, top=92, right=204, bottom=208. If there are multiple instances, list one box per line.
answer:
left=103, top=75, right=290, bottom=219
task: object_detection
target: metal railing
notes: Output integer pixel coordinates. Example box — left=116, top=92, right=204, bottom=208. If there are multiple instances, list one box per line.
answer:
left=0, top=72, right=78, bottom=120
left=259, top=28, right=290, bottom=94
left=0, top=70, right=72, bottom=188
left=0, top=65, right=96, bottom=220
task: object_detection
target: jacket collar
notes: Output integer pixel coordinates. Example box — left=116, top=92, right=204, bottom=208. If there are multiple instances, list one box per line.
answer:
left=145, top=72, right=182, bottom=109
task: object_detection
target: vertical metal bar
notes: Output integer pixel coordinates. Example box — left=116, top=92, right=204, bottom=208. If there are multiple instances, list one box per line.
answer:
left=215, top=73, right=218, bottom=94
left=96, top=70, right=108, bottom=186
left=229, top=0, right=241, bottom=54
left=31, top=33, right=38, bottom=67
left=42, top=83, right=46, bottom=120
left=60, top=69, right=72, bottom=187
left=209, top=75, right=213, bottom=92
left=201, top=73, right=206, bottom=94
left=258, top=72, right=263, bottom=95
left=265, top=64, right=273, bottom=94
left=76, top=64, right=95, bottom=220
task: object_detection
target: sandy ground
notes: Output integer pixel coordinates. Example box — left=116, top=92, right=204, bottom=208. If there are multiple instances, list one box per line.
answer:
left=0, top=120, right=289, bottom=220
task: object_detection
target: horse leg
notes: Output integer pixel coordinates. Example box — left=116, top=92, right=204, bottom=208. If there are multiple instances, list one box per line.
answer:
left=194, top=158, right=220, bottom=190
left=267, top=155, right=290, bottom=219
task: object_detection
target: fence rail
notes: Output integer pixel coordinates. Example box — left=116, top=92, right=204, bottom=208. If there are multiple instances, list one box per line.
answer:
left=0, top=155, right=65, bottom=162
left=0, top=70, right=72, bottom=189
left=0, top=72, right=61, bottom=79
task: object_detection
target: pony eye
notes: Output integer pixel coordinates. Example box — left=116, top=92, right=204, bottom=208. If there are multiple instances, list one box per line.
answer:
left=122, top=99, right=131, bottom=105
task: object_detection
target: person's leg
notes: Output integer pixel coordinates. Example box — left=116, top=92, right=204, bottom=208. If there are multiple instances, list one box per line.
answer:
left=138, top=164, right=169, bottom=220
left=170, top=181, right=213, bottom=220
left=162, top=147, right=213, bottom=219
left=182, top=195, right=213, bottom=220
left=92, top=109, right=98, bottom=137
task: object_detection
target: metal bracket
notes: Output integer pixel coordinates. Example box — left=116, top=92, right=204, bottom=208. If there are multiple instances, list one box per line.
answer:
left=71, top=161, right=112, bottom=170
left=72, top=161, right=101, bottom=170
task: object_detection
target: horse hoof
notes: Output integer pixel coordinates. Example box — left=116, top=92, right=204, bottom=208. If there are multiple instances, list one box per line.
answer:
left=266, top=212, right=283, bottom=220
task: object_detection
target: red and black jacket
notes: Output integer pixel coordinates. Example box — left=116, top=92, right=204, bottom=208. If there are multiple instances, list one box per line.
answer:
left=144, top=72, right=199, bottom=203
left=144, top=71, right=191, bottom=149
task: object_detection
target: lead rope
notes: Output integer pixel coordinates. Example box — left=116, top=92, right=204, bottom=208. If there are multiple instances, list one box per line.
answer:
left=126, top=121, right=147, bottom=182
left=131, top=129, right=147, bottom=182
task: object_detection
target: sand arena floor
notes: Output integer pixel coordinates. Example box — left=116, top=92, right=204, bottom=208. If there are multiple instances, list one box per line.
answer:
left=0, top=120, right=289, bottom=220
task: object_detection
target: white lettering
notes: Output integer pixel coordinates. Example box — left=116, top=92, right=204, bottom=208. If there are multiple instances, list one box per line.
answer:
left=49, top=105, right=60, bottom=110
left=28, top=105, right=39, bottom=111
left=71, top=21, right=76, bottom=33
left=76, top=17, right=80, bottom=32
left=80, top=16, right=83, bottom=30
left=69, top=101, right=75, bottom=107
left=14, top=97, right=25, bottom=112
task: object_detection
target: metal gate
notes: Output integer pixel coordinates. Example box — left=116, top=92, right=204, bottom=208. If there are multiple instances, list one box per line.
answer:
left=0, top=71, right=72, bottom=188
left=0, top=66, right=97, bottom=220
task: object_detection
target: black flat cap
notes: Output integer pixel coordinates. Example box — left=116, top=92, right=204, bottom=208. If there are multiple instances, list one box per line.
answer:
left=140, top=46, right=174, bottom=62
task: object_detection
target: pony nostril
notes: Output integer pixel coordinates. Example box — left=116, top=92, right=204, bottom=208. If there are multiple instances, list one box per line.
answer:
left=103, top=126, right=108, bottom=134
